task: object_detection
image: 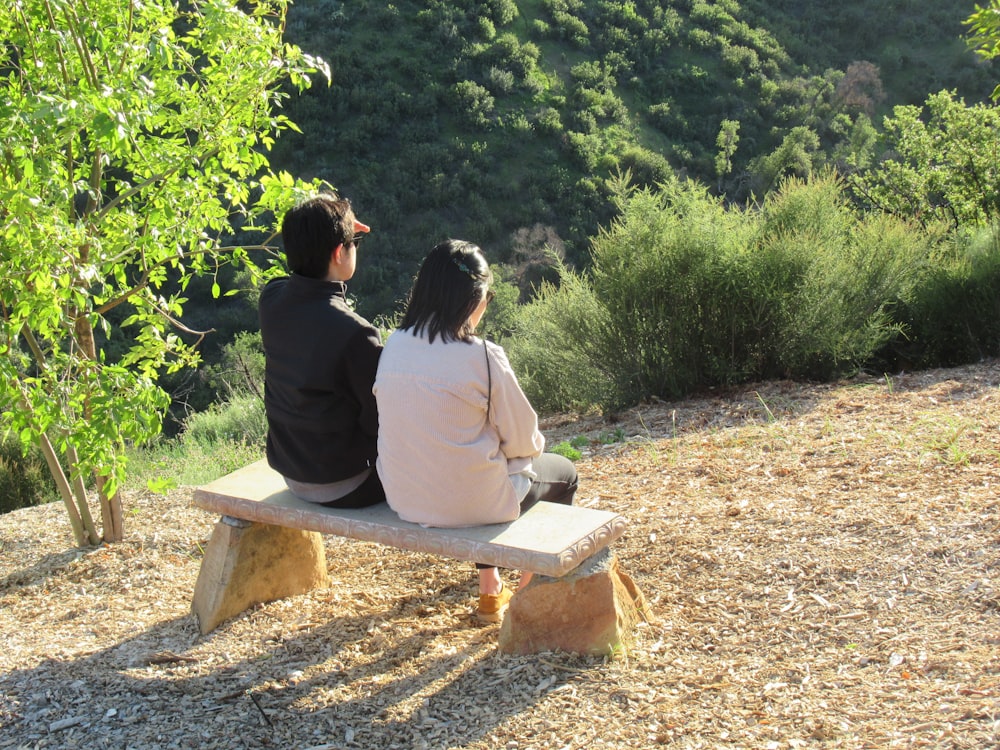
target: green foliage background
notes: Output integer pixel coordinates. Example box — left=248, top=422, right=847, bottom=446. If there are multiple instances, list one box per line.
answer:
left=270, top=0, right=998, bottom=320
left=153, top=0, right=1000, bottom=430
left=506, top=173, right=940, bottom=412
left=6, top=0, right=1000, bottom=513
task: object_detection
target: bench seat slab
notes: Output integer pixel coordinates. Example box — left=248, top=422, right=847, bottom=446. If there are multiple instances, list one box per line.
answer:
left=193, top=459, right=627, bottom=578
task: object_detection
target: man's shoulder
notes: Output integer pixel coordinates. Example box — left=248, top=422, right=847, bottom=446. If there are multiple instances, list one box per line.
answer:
left=259, top=275, right=290, bottom=301
left=259, top=275, right=378, bottom=336
left=342, top=307, right=381, bottom=339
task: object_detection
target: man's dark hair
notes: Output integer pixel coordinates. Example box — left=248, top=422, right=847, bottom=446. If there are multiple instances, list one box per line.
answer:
left=280, top=194, right=354, bottom=279
left=401, top=239, right=493, bottom=344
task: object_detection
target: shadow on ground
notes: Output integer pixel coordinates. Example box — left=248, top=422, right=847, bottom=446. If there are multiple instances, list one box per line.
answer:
left=0, top=583, right=603, bottom=749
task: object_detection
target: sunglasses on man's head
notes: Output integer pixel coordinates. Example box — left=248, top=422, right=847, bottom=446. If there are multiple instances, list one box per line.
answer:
left=348, top=234, right=366, bottom=248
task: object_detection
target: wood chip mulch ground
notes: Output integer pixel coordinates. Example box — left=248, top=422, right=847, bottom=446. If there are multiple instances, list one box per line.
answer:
left=1, top=360, right=998, bottom=749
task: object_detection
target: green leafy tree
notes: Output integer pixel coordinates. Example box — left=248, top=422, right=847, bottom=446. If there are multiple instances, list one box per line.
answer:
left=714, top=118, right=740, bottom=191
left=0, top=0, right=327, bottom=544
left=851, top=90, right=1000, bottom=229
left=452, top=80, right=496, bottom=128
left=966, top=1, right=1000, bottom=100
left=827, top=112, right=878, bottom=174
left=749, top=126, right=821, bottom=194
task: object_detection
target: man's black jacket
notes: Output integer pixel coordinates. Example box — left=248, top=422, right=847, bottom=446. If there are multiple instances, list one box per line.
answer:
left=259, top=274, right=382, bottom=484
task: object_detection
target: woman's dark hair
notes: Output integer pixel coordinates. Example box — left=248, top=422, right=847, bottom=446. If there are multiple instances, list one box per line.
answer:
left=400, top=239, right=493, bottom=344
left=280, top=194, right=354, bottom=278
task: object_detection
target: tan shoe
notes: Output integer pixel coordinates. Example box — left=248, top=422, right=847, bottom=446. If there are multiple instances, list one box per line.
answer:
left=476, top=584, right=513, bottom=623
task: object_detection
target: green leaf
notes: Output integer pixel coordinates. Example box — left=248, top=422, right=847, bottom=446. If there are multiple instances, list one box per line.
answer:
left=147, top=476, right=178, bottom=495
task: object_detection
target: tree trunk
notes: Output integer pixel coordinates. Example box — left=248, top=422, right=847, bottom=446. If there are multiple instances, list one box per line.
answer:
left=66, top=444, right=101, bottom=546
left=98, top=475, right=124, bottom=543
left=74, top=314, right=126, bottom=542
left=19, top=326, right=102, bottom=546
left=37, top=433, right=89, bottom=547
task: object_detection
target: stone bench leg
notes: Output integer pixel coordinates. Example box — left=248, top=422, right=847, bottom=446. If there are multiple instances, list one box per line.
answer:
left=498, top=548, right=651, bottom=655
left=192, top=516, right=330, bottom=634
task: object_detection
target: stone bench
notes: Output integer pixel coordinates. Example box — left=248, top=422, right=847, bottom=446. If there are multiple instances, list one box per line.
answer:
left=191, top=459, right=650, bottom=654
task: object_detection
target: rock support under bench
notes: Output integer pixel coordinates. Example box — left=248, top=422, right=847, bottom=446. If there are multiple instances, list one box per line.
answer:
left=191, top=459, right=650, bottom=653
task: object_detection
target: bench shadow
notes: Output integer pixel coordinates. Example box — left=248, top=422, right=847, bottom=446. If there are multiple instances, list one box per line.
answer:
left=1, top=593, right=600, bottom=748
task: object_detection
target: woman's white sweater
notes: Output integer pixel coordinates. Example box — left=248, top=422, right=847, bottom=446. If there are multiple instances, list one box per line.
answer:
left=374, top=328, right=544, bottom=527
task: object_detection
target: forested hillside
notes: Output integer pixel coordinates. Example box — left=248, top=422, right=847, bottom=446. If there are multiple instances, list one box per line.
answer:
left=266, top=0, right=997, bottom=318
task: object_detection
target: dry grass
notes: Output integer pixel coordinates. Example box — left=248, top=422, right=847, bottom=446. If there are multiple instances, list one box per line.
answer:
left=1, top=361, right=998, bottom=749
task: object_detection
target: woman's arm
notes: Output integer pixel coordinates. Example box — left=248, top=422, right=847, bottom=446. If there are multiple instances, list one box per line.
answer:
left=486, top=342, right=544, bottom=460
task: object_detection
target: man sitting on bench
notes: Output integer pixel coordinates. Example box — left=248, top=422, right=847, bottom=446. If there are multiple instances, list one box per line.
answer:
left=259, top=193, right=385, bottom=509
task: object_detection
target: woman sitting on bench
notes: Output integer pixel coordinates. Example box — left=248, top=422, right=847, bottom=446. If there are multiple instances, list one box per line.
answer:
left=374, top=239, right=578, bottom=623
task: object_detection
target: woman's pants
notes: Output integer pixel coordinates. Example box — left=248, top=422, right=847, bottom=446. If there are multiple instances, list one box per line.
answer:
left=476, top=452, right=578, bottom=569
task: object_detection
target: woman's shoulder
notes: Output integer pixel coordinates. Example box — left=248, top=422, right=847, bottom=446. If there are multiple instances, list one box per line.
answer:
left=482, top=337, right=512, bottom=366
left=383, top=328, right=466, bottom=356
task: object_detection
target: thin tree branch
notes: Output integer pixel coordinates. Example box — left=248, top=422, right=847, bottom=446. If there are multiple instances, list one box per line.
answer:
left=93, top=237, right=281, bottom=318
left=95, top=149, right=219, bottom=220
left=39, top=0, right=71, bottom=87
left=20, top=324, right=47, bottom=369
left=61, top=3, right=101, bottom=90
left=149, top=297, right=216, bottom=345
left=115, top=1, right=135, bottom=77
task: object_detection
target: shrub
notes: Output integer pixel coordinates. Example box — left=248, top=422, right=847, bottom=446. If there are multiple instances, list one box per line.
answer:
left=565, top=130, right=599, bottom=169
left=0, top=434, right=54, bottom=514
left=647, top=100, right=671, bottom=126
left=550, top=11, right=589, bottom=46
left=181, top=393, right=267, bottom=449
left=488, top=0, right=519, bottom=26
left=618, top=147, right=673, bottom=188
left=549, top=441, right=582, bottom=461
left=885, top=227, right=1000, bottom=368
left=479, top=278, right=522, bottom=342
left=486, top=66, right=516, bottom=95
left=452, top=80, right=495, bottom=127
left=720, top=43, right=761, bottom=75
left=476, top=16, right=497, bottom=40
left=202, top=331, right=265, bottom=401
left=530, top=19, right=551, bottom=38
left=586, top=179, right=755, bottom=402
left=508, top=173, right=930, bottom=412
left=756, top=175, right=929, bottom=379
left=504, top=268, right=614, bottom=412
left=535, top=107, right=563, bottom=134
